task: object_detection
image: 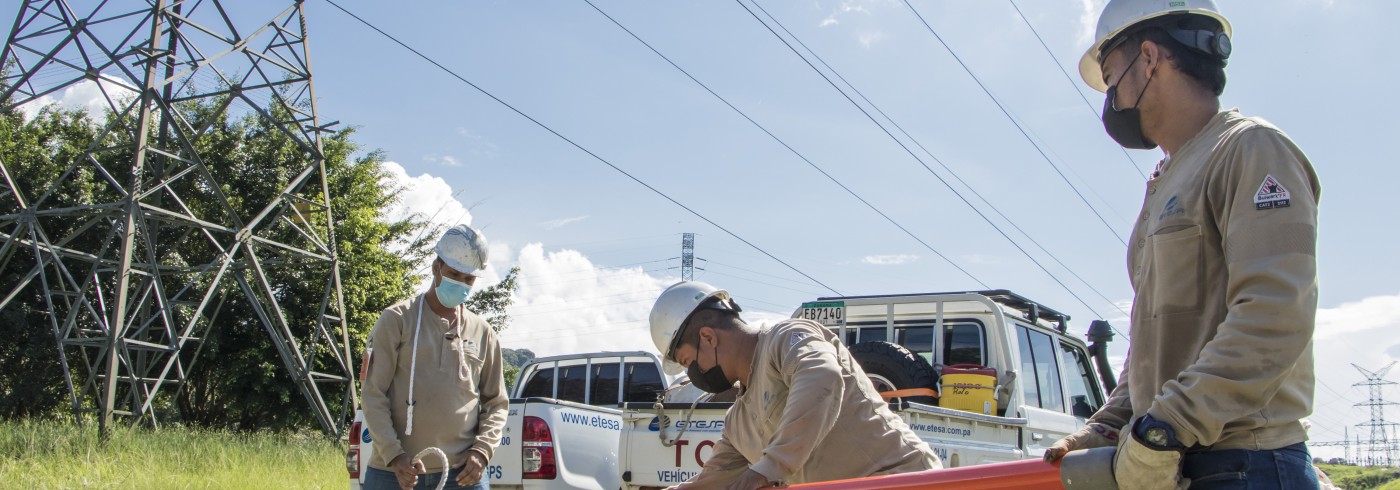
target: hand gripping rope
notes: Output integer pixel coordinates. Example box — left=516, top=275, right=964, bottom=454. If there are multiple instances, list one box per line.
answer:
left=413, top=447, right=451, bottom=490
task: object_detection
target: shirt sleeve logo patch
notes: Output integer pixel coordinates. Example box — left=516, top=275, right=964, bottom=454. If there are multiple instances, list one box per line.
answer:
left=789, top=331, right=810, bottom=347
left=1253, top=174, right=1291, bottom=210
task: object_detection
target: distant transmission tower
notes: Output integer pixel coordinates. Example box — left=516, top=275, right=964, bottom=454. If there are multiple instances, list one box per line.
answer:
left=1353, top=362, right=1400, bottom=466
left=0, top=1, right=353, bottom=436
left=681, top=233, right=695, bottom=281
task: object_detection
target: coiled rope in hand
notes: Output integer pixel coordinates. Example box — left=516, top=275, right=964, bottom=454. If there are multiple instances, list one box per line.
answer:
left=413, top=447, right=450, bottom=490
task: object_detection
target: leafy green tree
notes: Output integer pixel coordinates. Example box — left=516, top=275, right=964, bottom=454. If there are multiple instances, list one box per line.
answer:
left=0, top=94, right=520, bottom=431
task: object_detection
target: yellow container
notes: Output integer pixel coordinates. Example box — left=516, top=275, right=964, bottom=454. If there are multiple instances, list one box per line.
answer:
left=940, top=365, right=997, bottom=415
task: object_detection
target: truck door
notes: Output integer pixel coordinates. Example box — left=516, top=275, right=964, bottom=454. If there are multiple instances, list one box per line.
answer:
left=1013, top=325, right=1079, bottom=458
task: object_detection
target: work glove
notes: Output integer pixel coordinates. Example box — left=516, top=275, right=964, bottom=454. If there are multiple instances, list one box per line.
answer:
left=1114, top=430, right=1188, bottom=490
left=1043, top=422, right=1120, bottom=462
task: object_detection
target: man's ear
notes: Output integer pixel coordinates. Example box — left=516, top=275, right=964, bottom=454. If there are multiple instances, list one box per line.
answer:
left=697, top=326, right=717, bottom=347
left=1141, top=40, right=1165, bottom=73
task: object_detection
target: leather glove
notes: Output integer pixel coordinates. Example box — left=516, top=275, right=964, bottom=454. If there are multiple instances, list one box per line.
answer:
left=1043, top=422, right=1120, bottom=462
left=1114, top=430, right=1188, bottom=490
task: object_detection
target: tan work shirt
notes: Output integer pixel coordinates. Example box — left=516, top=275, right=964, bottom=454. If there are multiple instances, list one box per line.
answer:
left=362, top=293, right=509, bottom=471
left=1092, top=109, right=1320, bottom=451
left=680, top=319, right=941, bottom=487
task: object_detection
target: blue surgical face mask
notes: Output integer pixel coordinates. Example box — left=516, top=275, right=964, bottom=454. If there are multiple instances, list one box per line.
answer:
left=435, top=276, right=471, bottom=308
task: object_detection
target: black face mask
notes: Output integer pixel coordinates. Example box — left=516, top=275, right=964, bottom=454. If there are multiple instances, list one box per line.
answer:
left=1102, top=51, right=1157, bottom=150
left=686, top=338, right=732, bottom=394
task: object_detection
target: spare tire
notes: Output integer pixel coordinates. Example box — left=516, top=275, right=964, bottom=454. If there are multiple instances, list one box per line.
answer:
left=848, top=341, right=938, bottom=405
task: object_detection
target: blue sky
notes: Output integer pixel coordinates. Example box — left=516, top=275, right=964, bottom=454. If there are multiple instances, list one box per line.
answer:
left=21, top=0, right=1399, bottom=461
left=312, top=0, right=1398, bottom=459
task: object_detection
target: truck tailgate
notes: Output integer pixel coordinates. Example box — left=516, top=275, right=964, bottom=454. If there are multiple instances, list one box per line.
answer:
left=619, top=402, right=731, bottom=488
left=898, top=402, right=1026, bottom=467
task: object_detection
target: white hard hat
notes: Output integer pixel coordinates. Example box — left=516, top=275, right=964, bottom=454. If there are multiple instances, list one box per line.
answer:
left=1079, top=0, right=1231, bottom=93
left=435, top=224, right=489, bottom=275
left=649, top=281, right=732, bottom=376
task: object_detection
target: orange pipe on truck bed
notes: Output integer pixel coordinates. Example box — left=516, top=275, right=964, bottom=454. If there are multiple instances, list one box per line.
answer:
left=787, top=459, right=1063, bottom=490
left=787, top=447, right=1118, bottom=490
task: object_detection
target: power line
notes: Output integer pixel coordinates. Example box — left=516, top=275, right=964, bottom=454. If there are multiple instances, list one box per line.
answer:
left=899, top=0, right=1128, bottom=247
left=1008, top=0, right=1150, bottom=180
left=581, top=0, right=986, bottom=289
left=323, top=0, right=842, bottom=296
left=735, top=0, right=1114, bottom=326
left=745, top=0, right=1130, bottom=321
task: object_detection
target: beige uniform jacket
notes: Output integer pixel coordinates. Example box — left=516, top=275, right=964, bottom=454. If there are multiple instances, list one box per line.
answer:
left=1090, top=109, right=1320, bottom=451
left=362, top=294, right=509, bottom=471
left=680, top=319, right=941, bottom=487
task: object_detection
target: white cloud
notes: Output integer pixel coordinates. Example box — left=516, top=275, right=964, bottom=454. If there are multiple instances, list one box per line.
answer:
left=820, top=0, right=872, bottom=27
left=499, top=243, right=675, bottom=357
left=15, top=74, right=139, bottom=123
left=1078, top=0, right=1109, bottom=46
left=425, top=153, right=462, bottom=167
left=857, top=31, right=887, bottom=48
left=862, top=254, right=918, bottom=265
left=538, top=215, right=589, bottom=230
left=378, top=162, right=473, bottom=281
left=1314, top=291, right=1400, bottom=339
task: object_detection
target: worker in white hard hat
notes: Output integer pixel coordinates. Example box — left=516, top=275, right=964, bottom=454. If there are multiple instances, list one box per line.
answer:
left=362, top=224, right=508, bottom=490
left=1044, top=1, right=1322, bottom=489
left=649, top=281, right=941, bottom=489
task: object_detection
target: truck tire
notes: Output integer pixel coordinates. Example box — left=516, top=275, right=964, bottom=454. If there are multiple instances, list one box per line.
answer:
left=848, top=341, right=938, bottom=405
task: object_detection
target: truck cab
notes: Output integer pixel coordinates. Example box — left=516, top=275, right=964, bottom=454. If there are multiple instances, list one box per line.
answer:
left=795, top=290, right=1115, bottom=464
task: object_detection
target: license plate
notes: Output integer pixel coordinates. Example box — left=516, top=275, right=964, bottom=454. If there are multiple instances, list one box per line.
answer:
left=799, top=301, right=845, bottom=327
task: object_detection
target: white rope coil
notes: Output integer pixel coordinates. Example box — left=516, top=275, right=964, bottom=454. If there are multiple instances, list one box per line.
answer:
left=412, top=447, right=450, bottom=490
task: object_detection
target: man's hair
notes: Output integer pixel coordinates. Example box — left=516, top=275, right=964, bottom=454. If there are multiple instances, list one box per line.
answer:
left=674, top=307, right=741, bottom=355
left=1108, top=14, right=1227, bottom=96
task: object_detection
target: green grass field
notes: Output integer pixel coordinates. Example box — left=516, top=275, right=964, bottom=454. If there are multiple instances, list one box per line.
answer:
left=1317, top=463, right=1400, bottom=489
left=0, top=418, right=347, bottom=489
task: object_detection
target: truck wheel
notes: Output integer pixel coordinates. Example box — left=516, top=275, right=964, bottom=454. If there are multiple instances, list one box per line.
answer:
left=849, top=341, right=937, bottom=405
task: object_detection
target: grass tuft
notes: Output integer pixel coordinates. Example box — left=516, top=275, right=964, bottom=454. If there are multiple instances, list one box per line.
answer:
left=0, top=418, right=346, bottom=489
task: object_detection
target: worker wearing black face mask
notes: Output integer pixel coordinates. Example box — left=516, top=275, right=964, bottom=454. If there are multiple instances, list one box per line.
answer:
left=1044, top=2, right=1324, bottom=490
left=647, top=281, right=941, bottom=490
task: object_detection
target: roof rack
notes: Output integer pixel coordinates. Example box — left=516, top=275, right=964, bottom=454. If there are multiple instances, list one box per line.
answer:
left=816, top=289, right=1071, bottom=333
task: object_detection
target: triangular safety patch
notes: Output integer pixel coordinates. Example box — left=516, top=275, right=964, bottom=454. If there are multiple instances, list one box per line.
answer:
left=1253, top=174, right=1291, bottom=210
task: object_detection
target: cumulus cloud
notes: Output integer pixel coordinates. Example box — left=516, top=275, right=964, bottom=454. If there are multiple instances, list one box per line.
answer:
left=862, top=254, right=919, bottom=265
left=538, top=215, right=590, bottom=230
left=16, top=74, right=139, bottom=123
left=378, top=161, right=474, bottom=283
left=1314, top=291, right=1400, bottom=339
left=498, top=243, right=675, bottom=357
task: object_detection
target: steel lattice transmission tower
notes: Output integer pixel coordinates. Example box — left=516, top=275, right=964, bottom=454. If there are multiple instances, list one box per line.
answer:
left=681, top=233, right=694, bottom=281
left=0, top=0, right=354, bottom=436
left=1353, top=362, right=1400, bottom=466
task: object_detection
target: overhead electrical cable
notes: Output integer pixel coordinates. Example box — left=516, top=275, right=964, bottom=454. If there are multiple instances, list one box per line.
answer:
left=1008, top=0, right=1150, bottom=180
left=581, top=0, right=987, bottom=289
left=746, top=0, right=1130, bottom=319
left=323, top=0, right=841, bottom=295
left=734, top=0, right=1111, bottom=324
left=899, top=0, right=1129, bottom=247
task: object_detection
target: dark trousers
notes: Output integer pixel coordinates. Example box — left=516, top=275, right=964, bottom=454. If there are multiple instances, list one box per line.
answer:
left=1182, top=442, right=1318, bottom=489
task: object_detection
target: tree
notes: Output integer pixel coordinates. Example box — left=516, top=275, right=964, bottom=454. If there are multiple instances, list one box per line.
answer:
left=0, top=94, right=520, bottom=431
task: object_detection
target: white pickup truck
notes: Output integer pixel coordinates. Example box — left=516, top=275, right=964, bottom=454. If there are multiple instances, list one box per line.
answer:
left=614, top=290, right=1119, bottom=489
left=347, top=351, right=685, bottom=490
